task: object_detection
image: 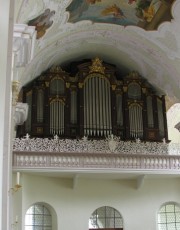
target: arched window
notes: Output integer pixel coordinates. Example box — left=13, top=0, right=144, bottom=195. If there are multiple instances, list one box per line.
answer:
left=158, top=202, right=180, bottom=230
left=89, top=206, right=123, bottom=229
left=25, top=203, right=52, bottom=230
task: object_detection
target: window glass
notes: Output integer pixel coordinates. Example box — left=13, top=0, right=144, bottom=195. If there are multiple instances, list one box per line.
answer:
left=25, top=203, right=52, bottom=230
left=158, top=203, right=180, bottom=230
left=89, top=206, right=123, bottom=229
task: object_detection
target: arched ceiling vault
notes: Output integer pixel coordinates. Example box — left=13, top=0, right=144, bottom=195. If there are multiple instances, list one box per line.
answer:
left=15, top=0, right=180, bottom=101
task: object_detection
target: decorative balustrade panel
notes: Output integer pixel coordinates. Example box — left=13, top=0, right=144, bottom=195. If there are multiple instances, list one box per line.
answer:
left=13, top=136, right=180, bottom=155
left=13, top=151, right=180, bottom=171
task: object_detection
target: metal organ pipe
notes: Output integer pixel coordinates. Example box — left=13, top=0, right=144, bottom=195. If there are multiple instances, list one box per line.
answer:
left=129, top=104, right=143, bottom=139
left=50, top=100, right=64, bottom=135
left=83, top=75, right=112, bottom=137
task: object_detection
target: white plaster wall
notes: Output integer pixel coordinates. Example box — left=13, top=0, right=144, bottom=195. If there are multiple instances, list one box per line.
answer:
left=167, top=103, right=180, bottom=143
left=14, top=174, right=180, bottom=230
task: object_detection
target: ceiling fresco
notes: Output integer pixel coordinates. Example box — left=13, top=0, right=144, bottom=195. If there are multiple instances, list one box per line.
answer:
left=67, top=0, right=173, bottom=30
left=27, top=8, right=55, bottom=39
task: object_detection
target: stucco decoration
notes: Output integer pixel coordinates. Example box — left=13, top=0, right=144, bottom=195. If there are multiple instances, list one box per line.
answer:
left=27, top=9, right=55, bottom=39
left=13, top=24, right=36, bottom=68
left=14, top=103, right=28, bottom=126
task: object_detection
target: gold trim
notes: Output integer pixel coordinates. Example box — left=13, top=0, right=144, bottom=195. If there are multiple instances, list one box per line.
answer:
left=89, top=57, right=105, bottom=74
left=66, top=82, right=70, bottom=88
left=37, top=127, right=43, bottom=134
left=12, top=81, right=21, bottom=106
left=45, top=82, right=49, bottom=87
left=142, top=88, right=146, bottom=94
left=128, top=102, right=143, bottom=108
left=50, top=65, right=65, bottom=73
left=50, top=98, right=65, bottom=105
left=83, top=73, right=109, bottom=86
left=111, top=85, right=116, bottom=91
left=78, top=82, right=84, bottom=88
left=123, top=86, right=128, bottom=92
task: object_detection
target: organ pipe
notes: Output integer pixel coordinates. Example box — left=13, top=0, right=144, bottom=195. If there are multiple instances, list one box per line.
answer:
left=50, top=100, right=64, bottom=135
left=83, top=75, right=112, bottom=137
left=129, top=104, right=143, bottom=138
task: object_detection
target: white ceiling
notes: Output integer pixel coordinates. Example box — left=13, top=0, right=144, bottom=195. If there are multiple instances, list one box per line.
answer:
left=14, top=0, right=180, bottom=103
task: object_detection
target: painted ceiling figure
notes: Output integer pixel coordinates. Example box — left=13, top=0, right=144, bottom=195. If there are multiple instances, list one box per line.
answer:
left=101, top=4, right=126, bottom=18
left=67, top=0, right=173, bottom=29
left=142, top=0, right=161, bottom=22
left=28, top=9, right=55, bottom=39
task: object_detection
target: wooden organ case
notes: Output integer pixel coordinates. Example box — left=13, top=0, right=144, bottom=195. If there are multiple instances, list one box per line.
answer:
left=17, top=57, right=168, bottom=142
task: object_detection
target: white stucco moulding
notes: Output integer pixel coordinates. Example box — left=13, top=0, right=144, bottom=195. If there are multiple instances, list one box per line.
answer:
left=13, top=24, right=36, bottom=67
left=14, top=102, right=28, bottom=126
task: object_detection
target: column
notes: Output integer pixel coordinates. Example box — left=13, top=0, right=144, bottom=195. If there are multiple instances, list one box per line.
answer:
left=0, top=0, right=14, bottom=229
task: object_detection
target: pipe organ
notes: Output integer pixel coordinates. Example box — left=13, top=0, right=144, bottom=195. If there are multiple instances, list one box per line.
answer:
left=17, top=57, right=168, bottom=142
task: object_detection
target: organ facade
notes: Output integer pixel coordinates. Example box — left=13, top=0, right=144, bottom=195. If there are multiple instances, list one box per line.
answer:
left=17, top=57, right=168, bottom=142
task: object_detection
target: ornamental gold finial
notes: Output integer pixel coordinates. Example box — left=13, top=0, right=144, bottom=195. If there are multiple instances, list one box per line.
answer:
left=50, top=65, right=65, bottom=73
left=89, top=57, right=105, bottom=74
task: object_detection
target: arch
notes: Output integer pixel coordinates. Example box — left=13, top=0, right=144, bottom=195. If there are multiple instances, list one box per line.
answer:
left=25, top=202, right=57, bottom=230
left=157, top=202, right=180, bottom=230
left=89, top=206, right=123, bottom=229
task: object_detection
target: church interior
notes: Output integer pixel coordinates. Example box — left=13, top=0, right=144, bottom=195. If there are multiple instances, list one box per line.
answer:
left=1, top=0, right=180, bottom=230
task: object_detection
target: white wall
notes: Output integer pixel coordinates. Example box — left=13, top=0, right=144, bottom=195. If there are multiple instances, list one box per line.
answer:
left=167, top=103, right=180, bottom=143
left=12, top=173, right=180, bottom=230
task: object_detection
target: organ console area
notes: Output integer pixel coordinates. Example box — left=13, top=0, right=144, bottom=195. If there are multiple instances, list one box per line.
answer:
left=17, top=57, right=168, bottom=142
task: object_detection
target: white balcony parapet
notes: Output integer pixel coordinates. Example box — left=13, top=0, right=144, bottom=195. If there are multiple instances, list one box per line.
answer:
left=13, top=150, right=180, bottom=171
left=12, top=136, right=180, bottom=171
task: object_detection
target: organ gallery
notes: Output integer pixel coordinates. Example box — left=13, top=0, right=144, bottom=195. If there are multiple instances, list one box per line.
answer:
left=17, top=57, right=168, bottom=142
